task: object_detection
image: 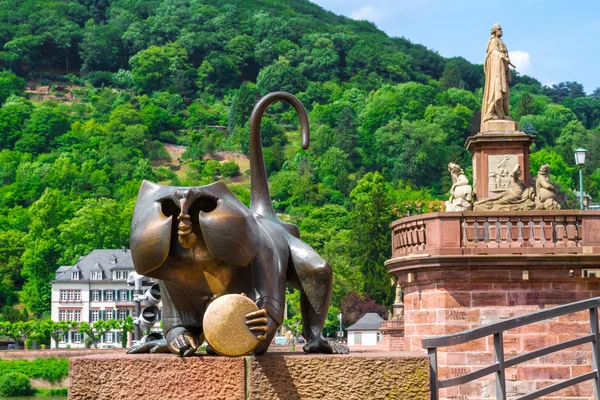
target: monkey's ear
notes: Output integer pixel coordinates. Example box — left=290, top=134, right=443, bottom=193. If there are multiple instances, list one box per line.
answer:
left=130, top=181, right=173, bottom=275
left=196, top=182, right=259, bottom=267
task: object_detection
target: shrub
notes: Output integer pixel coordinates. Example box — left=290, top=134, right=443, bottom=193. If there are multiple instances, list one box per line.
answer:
left=0, top=358, right=69, bottom=382
left=221, top=161, right=240, bottom=177
left=0, top=372, right=33, bottom=396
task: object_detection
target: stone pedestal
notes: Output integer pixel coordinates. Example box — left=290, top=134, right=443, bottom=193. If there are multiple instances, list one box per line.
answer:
left=481, top=119, right=519, bottom=133
left=466, top=131, right=535, bottom=200
left=386, top=211, right=600, bottom=400
left=69, top=352, right=429, bottom=400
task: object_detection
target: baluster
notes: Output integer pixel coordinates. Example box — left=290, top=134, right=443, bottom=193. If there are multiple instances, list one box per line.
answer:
left=543, top=216, right=554, bottom=247
left=499, top=216, right=509, bottom=248
left=509, top=216, right=522, bottom=248
left=532, top=216, right=544, bottom=248
left=476, top=218, right=487, bottom=248
left=488, top=217, right=499, bottom=248
left=566, top=216, right=578, bottom=247
left=464, top=216, right=476, bottom=248
left=417, top=221, right=426, bottom=251
left=554, top=216, right=567, bottom=248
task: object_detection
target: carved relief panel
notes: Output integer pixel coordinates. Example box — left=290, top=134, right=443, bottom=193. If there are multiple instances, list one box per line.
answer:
left=487, top=154, right=518, bottom=194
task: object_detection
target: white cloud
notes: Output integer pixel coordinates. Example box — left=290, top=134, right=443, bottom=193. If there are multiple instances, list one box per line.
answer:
left=350, top=6, right=384, bottom=24
left=509, top=50, right=531, bottom=74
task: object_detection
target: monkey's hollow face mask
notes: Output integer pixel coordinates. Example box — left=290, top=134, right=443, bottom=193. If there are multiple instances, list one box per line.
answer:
left=130, top=180, right=260, bottom=286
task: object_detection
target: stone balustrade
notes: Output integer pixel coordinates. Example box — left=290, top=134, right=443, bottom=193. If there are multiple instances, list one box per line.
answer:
left=390, top=211, right=600, bottom=259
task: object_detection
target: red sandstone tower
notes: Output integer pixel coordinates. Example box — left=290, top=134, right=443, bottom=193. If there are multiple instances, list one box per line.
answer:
left=386, top=126, right=600, bottom=399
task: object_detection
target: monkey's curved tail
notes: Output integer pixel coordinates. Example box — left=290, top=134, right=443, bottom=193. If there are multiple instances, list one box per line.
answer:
left=249, top=92, right=309, bottom=220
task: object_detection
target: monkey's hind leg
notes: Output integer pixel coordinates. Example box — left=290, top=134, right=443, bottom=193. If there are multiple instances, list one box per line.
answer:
left=287, top=235, right=348, bottom=354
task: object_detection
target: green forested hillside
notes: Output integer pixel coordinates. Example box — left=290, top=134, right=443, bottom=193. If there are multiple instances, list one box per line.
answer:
left=0, top=0, right=599, bottom=331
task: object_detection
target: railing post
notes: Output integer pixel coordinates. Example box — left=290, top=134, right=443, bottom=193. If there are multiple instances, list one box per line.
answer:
left=494, top=332, right=507, bottom=400
left=590, top=307, right=600, bottom=400
left=428, top=347, right=439, bottom=400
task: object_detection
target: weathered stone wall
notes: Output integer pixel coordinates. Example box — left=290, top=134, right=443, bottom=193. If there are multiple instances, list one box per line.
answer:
left=69, top=352, right=429, bottom=400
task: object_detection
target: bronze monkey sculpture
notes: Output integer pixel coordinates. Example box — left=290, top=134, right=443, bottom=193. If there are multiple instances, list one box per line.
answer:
left=129, top=92, right=348, bottom=356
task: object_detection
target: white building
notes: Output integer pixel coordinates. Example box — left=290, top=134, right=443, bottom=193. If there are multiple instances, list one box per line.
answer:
left=346, top=313, right=384, bottom=348
left=51, top=248, right=160, bottom=348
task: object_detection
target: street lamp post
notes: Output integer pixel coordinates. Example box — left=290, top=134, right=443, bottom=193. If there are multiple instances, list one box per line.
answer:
left=574, top=148, right=587, bottom=210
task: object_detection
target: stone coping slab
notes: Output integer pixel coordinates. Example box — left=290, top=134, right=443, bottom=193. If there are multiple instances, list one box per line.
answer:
left=69, top=351, right=429, bottom=400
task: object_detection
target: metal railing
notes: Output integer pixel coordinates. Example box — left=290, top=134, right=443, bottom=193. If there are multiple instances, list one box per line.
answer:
left=422, top=296, right=600, bottom=400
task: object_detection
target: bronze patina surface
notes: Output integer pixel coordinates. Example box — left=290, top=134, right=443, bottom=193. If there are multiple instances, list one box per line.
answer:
left=129, top=92, right=348, bottom=357
left=203, top=294, right=262, bottom=357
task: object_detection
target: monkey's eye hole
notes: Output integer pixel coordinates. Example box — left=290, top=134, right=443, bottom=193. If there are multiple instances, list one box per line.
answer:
left=189, top=196, right=218, bottom=218
left=159, top=199, right=180, bottom=218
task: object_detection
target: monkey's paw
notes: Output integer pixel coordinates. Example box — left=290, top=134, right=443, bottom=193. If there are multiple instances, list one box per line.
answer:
left=167, top=328, right=201, bottom=357
left=245, top=308, right=268, bottom=340
left=303, top=338, right=349, bottom=354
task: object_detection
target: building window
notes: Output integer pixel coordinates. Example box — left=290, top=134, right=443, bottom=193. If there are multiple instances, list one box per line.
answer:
left=120, top=310, right=128, bottom=320
left=67, top=310, right=74, bottom=321
left=354, top=332, right=362, bottom=344
left=113, top=270, right=128, bottom=280
left=91, top=290, right=100, bottom=301
left=378, top=333, right=383, bottom=342
left=106, top=290, right=113, bottom=301
left=60, top=289, right=81, bottom=302
left=75, top=310, right=81, bottom=322
left=91, top=310, right=99, bottom=323
left=106, top=332, right=113, bottom=342
left=71, top=270, right=79, bottom=280
left=106, top=310, right=113, bottom=320
left=91, top=271, right=102, bottom=280
left=73, top=333, right=82, bottom=343
left=120, top=289, right=128, bottom=300
left=109, top=256, right=117, bottom=264
left=59, top=310, right=66, bottom=321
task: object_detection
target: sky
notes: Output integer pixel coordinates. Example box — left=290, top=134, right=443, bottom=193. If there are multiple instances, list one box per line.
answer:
left=310, top=0, right=600, bottom=93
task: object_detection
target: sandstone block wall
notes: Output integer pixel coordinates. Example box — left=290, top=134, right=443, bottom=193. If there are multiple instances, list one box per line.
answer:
left=400, top=269, right=599, bottom=400
left=69, top=352, right=429, bottom=400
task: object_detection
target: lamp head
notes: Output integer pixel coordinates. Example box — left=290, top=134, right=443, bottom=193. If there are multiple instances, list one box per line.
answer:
left=574, top=148, right=587, bottom=166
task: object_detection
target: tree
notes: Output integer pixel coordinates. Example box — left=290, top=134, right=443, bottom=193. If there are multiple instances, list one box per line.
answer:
left=340, top=292, right=387, bottom=326
left=78, top=320, right=112, bottom=348
left=316, top=147, right=351, bottom=194
left=228, top=82, right=259, bottom=131
left=372, top=120, right=448, bottom=188
left=349, top=172, right=395, bottom=307
left=39, top=319, right=77, bottom=349
left=256, top=59, right=308, bottom=95
left=544, top=81, right=586, bottom=103
left=58, top=198, right=130, bottom=264
left=113, top=316, right=133, bottom=348
left=16, top=107, right=70, bottom=154
left=79, top=20, right=123, bottom=72
left=439, top=62, right=463, bottom=90
left=0, top=96, right=34, bottom=150
left=570, top=96, right=600, bottom=129
left=0, top=71, right=25, bottom=104
left=130, top=43, right=188, bottom=93
left=0, top=321, right=34, bottom=348
left=334, top=107, right=360, bottom=166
